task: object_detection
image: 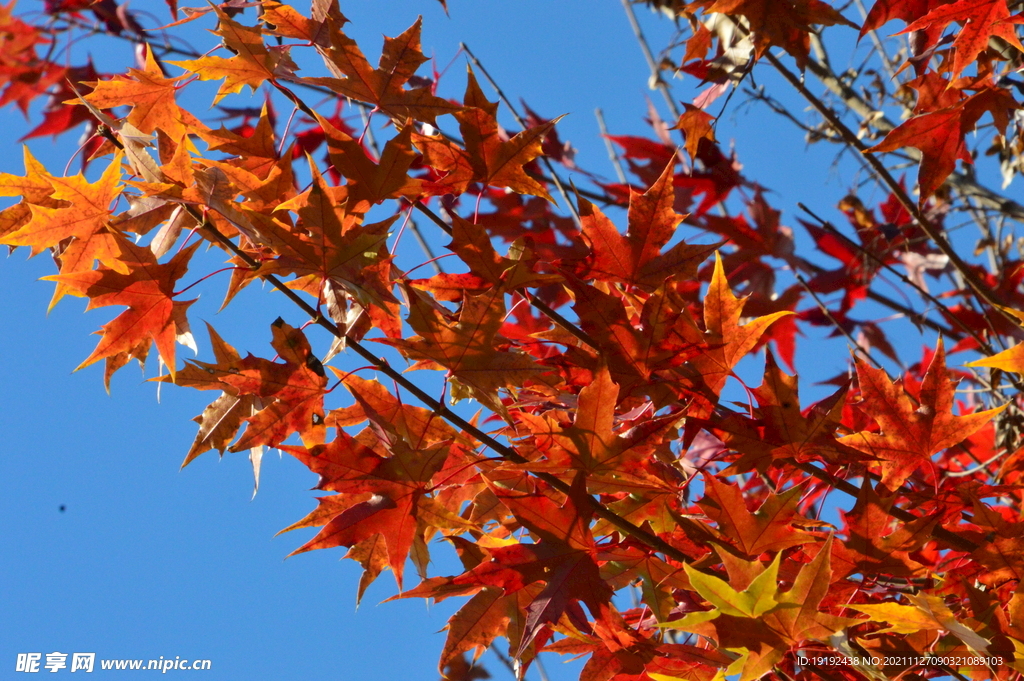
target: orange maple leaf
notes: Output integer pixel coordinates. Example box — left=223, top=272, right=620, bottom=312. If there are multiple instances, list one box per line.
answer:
left=259, top=164, right=402, bottom=337
left=79, top=47, right=193, bottom=140
left=672, top=103, right=717, bottom=161
left=0, top=147, right=62, bottom=241
left=331, top=374, right=459, bottom=448
left=435, top=475, right=615, bottom=658
left=578, top=161, right=715, bottom=289
left=443, top=211, right=561, bottom=291
left=261, top=0, right=345, bottom=46
left=314, top=112, right=422, bottom=211
left=281, top=432, right=454, bottom=590
left=44, top=238, right=198, bottom=381
left=509, top=365, right=680, bottom=495
left=900, top=0, right=1024, bottom=78
left=2, top=153, right=133, bottom=308
left=689, top=253, right=793, bottom=406
left=170, top=6, right=292, bottom=104
left=869, top=86, right=1018, bottom=200
left=698, top=474, right=817, bottom=557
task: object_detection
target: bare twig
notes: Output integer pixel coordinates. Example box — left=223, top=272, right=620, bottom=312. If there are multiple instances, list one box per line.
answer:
left=763, top=49, right=1016, bottom=321
left=596, top=108, right=628, bottom=182
left=796, top=203, right=999, bottom=358
left=620, top=0, right=682, bottom=119
left=794, top=273, right=884, bottom=369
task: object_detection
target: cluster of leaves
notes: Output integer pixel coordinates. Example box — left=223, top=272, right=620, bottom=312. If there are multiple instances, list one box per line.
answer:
left=6, top=1, right=1024, bottom=680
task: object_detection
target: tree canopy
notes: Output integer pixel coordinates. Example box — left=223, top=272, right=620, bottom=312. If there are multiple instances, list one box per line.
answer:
left=5, top=1, right=1024, bottom=680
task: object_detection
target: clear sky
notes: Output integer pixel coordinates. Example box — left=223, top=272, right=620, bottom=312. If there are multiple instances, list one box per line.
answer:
left=0, top=2, right=924, bottom=680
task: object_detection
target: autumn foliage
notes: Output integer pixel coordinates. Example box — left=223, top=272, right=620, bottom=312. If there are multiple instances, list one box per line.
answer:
left=7, top=0, right=1024, bottom=679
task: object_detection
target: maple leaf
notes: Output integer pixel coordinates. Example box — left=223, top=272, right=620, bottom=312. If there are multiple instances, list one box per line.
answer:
left=847, top=593, right=993, bottom=655
left=671, top=104, right=717, bottom=161
left=689, top=253, right=793, bottom=409
left=697, top=474, right=817, bottom=558
left=456, top=68, right=562, bottom=201
left=440, top=653, right=490, bottom=681
left=860, top=0, right=949, bottom=37
left=380, top=287, right=547, bottom=419
left=195, top=104, right=285, bottom=190
left=333, top=374, right=459, bottom=450
left=670, top=537, right=855, bottom=681
left=900, top=0, right=1024, bottom=78
left=397, top=578, right=547, bottom=674
left=600, top=545, right=691, bottom=624
left=831, top=479, right=939, bottom=578
left=869, top=87, right=1018, bottom=200
left=447, top=475, right=615, bottom=658
left=0, top=146, right=61, bottom=240
left=44, top=238, right=197, bottom=381
left=308, top=17, right=461, bottom=125
left=840, top=341, right=1004, bottom=488
left=509, top=365, right=680, bottom=498
left=169, top=6, right=292, bottom=104
left=314, top=112, right=422, bottom=211
left=164, top=323, right=260, bottom=469
left=2, top=152, right=127, bottom=291
left=165, top=319, right=328, bottom=453
left=414, top=68, right=563, bottom=201
left=444, top=211, right=561, bottom=291
left=699, top=0, right=856, bottom=68
left=17, top=62, right=100, bottom=141
left=577, top=161, right=717, bottom=290
left=281, top=430, right=455, bottom=590
left=699, top=351, right=867, bottom=475
left=79, top=47, right=192, bottom=140
left=261, top=0, right=345, bottom=47
left=965, top=307, right=1024, bottom=373
left=255, top=163, right=402, bottom=337
left=869, top=108, right=971, bottom=202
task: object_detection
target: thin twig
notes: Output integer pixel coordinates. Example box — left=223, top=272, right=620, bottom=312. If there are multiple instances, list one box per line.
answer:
left=945, top=449, right=1009, bottom=478
left=794, top=273, right=883, bottom=369
left=763, top=49, right=1016, bottom=323
left=619, top=0, right=682, bottom=119
left=596, top=108, right=628, bottom=183
left=487, top=644, right=517, bottom=678
left=796, top=203, right=999, bottom=358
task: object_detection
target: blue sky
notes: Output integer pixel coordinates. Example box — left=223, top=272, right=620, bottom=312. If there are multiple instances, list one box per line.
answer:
left=0, top=2, right=940, bottom=680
